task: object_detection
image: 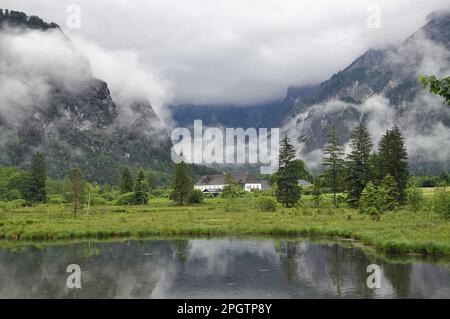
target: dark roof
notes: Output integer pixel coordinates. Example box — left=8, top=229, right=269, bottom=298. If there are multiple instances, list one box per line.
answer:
left=195, top=172, right=260, bottom=186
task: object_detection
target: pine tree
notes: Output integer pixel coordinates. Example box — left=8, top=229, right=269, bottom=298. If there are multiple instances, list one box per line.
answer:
left=378, top=125, right=409, bottom=203
left=322, top=126, right=345, bottom=207
left=346, top=122, right=373, bottom=207
left=171, top=161, right=193, bottom=206
left=278, top=135, right=296, bottom=169
left=380, top=173, right=399, bottom=210
left=27, top=152, right=47, bottom=203
left=133, top=169, right=148, bottom=205
left=119, top=166, right=133, bottom=194
left=69, top=168, right=85, bottom=218
left=276, top=135, right=301, bottom=208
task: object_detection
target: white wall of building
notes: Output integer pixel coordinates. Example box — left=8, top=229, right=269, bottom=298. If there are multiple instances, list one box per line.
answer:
left=195, top=183, right=262, bottom=192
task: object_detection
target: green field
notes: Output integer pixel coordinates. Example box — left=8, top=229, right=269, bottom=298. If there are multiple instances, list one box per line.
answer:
left=0, top=189, right=449, bottom=256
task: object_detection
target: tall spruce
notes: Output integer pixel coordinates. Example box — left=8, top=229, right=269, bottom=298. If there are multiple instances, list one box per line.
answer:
left=378, top=125, right=409, bottom=202
left=346, top=122, right=373, bottom=207
left=322, top=126, right=344, bottom=207
left=27, top=152, right=47, bottom=203
left=69, top=168, right=85, bottom=218
left=275, top=135, right=301, bottom=208
left=171, top=161, right=193, bottom=206
left=119, top=166, right=134, bottom=194
left=133, top=169, right=148, bottom=204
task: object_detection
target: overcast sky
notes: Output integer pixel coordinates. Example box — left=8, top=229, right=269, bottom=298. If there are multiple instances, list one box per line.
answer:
left=2, top=0, right=449, bottom=106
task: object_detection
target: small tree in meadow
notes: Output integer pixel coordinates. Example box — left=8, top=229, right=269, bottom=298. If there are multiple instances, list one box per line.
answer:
left=222, top=172, right=243, bottom=199
left=171, top=161, right=193, bottom=206
left=119, top=166, right=133, bottom=194
left=433, top=184, right=450, bottom=219
left=407, top=185, right=423, bottom=213
left=276, top=136, right=302, bottom=208
left=322, top=126, right=345, bottom=207
left=189, top=189, right=205, bottom=204
left=133, top=169, right=148, bottom=205
left=380, top=173, right=399, bottom=211
left=359, top=181, right=387, bottom=221
left=26, top=152, right=47, bottom=203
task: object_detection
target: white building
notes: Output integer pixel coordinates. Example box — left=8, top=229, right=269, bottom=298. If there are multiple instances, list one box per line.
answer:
left=194, top=172, right=270, bottom=195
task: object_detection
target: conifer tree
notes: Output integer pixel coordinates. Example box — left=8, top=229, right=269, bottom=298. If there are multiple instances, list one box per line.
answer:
left=27, top=152, right=47, bottom=203
left=378, top=125, right=409, bottom=203
left=171, top=161, right=193, bottom=206
left=119, top=166, right=134, bottom=194
left=276, top=135, right=301, bottom=208
left=346, top=122, right=373, bottom=206
left=133, top=169, right=148, bottom=205
left=380, top=173, right=400, bottom=210
left=322, top=126, right=345, bottom=207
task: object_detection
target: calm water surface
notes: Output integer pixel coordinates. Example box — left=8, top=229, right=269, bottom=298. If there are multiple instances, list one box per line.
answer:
left=0, top=238, right=449, bottom=298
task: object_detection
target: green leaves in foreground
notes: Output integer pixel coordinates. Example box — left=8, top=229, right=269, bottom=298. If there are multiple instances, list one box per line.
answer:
left=420, top=75, right=450, bottom=105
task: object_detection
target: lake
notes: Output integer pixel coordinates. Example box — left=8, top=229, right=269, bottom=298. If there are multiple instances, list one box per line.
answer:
left=0, top=238, right=449, bottom=298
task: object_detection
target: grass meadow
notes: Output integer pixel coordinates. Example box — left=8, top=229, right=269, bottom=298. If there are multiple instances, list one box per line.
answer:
left=0, top=188, right=448, bottom=256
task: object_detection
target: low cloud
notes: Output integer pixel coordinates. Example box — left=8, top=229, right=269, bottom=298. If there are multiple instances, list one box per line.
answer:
left=2, top=0, right=449, bottom=105
left=0, top=26, right=171, bottom=131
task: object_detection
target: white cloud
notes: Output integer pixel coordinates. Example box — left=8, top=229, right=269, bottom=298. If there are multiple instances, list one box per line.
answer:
left=2, top=0, right=449, bottom=105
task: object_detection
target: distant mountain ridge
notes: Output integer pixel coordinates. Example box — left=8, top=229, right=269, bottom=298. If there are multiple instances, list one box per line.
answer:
left=280, top=11, right=450, bottom=173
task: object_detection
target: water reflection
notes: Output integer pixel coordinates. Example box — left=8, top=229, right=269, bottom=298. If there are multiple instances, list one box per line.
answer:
left=0, top=239, right=449, bottom=298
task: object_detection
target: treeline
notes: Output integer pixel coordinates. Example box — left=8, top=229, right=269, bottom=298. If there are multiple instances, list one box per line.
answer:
left=0, top=9, right=59, bottom=30
left=0, top=153, right=214, bottom=212
left=273, top=122, right=449, bottom=219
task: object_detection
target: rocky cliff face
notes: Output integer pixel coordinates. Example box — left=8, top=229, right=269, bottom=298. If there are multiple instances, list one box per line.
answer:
left=282, top=11, right=450, bottom=173
left=0, top=10, right=172, bottom=183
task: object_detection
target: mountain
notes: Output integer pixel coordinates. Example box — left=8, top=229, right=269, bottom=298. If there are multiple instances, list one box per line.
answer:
left=169, top=85, right=317, bottom=129
left=0, top=9, right=172, bottom=184
left=281, top=11, right=450, bottom=173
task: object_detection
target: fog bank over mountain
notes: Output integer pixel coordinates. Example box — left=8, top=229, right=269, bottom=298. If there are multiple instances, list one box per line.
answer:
left=3, top=0, right=449, bottom=105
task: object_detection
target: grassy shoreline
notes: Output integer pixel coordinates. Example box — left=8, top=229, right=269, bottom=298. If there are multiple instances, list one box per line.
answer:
left=0, top=198, right=449, bottom=256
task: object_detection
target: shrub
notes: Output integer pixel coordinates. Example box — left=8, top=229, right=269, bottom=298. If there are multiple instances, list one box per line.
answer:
left=222, top=184, right=245, bottom=199
left=100, top=192, right=118, bottom=202
left=89, top=195, right=108, bottom=206
left=189, top=189, right=205, bottom=204
left=433, top=186, right=450, bottom=219
left=152, top=188, right=169, bottom=198
left=359, top=181, right=387, bottom=220
left=48, top=194, right=66, bottom=205
left=407, top=185, right=423, bottom=213
left=7, top=199, right=27, bottom=208
left=255, top=197, right=277, bottom=212
left=5, top=189, right=23, bottom=201
left=380, top=174, right=399, bottom=210
left=224, top=198, right=248, bottom=212
left=116, top=192, right=136, bottom=206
